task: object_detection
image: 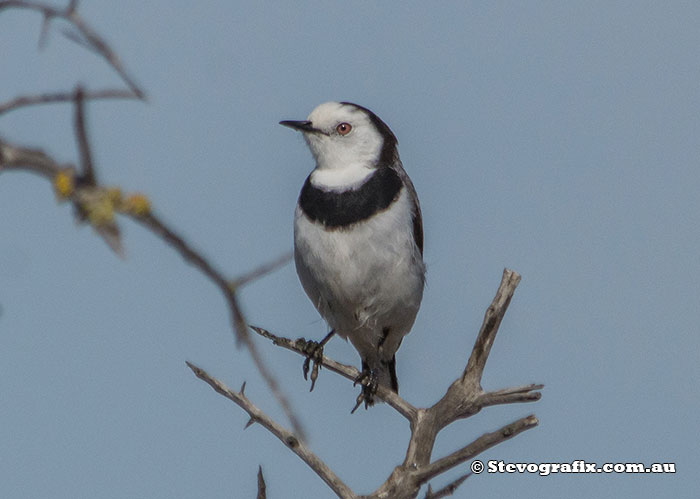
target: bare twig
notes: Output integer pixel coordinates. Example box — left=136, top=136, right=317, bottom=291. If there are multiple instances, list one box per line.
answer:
left=230, top=251, right=293, bottom=289
left=480, top=384, right=544, bottom=408
left=186, top=362, right=355, bottom=499
left=423, top=472, right=470, bottom=499
left=119, top=213, right=308, bottom=442
left=0, top=89, right=136, bottom=116
left=0, top=140, right=73, bottom=176
left=0, top=138, right=306, bottom=441
left=0, top=0, right=145, bottom=98
left=256, top=465, right=266, bottom=499
left=464, top=268, right=521, bottom=384
left=250, top=325, right=418, bottom=421
left=0, top=89, right=136, bottom=115
left=411, top=415, right=539, bottom=485
left=73, top=86, right=96, bottom=185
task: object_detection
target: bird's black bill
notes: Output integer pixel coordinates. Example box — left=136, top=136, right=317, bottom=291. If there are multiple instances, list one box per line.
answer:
left=279, top=120, right=319, bottom=133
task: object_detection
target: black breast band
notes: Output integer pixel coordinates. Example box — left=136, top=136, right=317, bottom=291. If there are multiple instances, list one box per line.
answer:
left=299, top=167, right=403, bottom=228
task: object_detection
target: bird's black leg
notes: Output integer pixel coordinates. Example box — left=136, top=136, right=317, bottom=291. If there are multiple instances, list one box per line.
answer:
left=351, top=361, right=378, bottom=413
left=297, top=330, right=335, bottom=391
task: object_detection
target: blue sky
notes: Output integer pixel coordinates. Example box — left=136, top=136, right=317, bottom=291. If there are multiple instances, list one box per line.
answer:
left=1, top=1, right=698, bottom=497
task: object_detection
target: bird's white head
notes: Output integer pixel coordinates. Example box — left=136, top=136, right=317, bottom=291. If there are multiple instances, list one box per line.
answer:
left=280, top=102, right=398, bottom=174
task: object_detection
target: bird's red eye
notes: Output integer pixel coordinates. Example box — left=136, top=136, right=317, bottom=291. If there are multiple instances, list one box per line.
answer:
left=336, top=122, right=352, bottom=135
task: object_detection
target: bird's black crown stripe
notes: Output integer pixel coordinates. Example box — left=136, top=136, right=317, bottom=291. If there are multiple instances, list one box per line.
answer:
left=299, top=167, right=403, bottom=228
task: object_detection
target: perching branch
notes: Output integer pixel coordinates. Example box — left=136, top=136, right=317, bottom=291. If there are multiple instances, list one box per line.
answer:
left=249, top=325, right=418, bottom=421
left=200, top=270, right=542, bottom=498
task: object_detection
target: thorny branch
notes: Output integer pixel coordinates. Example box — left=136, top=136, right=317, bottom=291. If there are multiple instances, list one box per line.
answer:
left=214, top=270, right=542, bottom=498
left=249, top=325, right=418, bottom=421
left=187, top=362, right=355, bottom=499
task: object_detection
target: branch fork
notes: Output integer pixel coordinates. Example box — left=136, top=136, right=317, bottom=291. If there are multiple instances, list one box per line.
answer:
left=192, top=269, right=542, bottom=498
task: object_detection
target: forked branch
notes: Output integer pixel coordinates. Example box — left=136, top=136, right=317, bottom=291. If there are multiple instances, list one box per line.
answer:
left=200, top=269, right=542, bottom=498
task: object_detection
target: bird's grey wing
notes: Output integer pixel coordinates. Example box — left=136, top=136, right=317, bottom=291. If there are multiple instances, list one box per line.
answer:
left=390, top=159, right=423, bottom=256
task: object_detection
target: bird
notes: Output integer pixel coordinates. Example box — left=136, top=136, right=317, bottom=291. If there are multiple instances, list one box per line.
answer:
left=280, top=102, right=425, bottom=409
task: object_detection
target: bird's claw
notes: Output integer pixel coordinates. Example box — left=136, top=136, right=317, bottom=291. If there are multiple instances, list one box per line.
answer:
left=296, top=337, right=326, bottom=391
left=351, top=367, right=378, bottom=413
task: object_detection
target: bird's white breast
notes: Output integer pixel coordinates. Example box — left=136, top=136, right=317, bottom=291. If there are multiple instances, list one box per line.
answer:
left=294, top=187, right=425, bottom=359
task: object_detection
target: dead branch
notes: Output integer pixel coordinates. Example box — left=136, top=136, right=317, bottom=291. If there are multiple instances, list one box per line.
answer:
left=410, top=415, right=538, bottom=485
left=186, top=362, right=354, bottom=499
left=230, top=251, right=293, bottom=289
left=250, top=325, right=418, bottom=421
left=0, top=136, right=306, bottom=441
left=423, top=472, right=470, bottom=499
left=0, top=0, right=145, bottom=98
left=464, top=268, right=521, bottom=384
left=0, top=89, right=137, bottom=116
left=206, top=270, right=542, bottom=498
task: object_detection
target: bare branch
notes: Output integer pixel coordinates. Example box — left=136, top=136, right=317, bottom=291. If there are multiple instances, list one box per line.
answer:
left=479, top=384, right=543, bottom=408
left=0, top=137, right=306, bottom=441
left=412, top=415, right=538, bottom=485
left=0, top=0, right=145, bottom=98
left=230, top=251, right=293, bottom=289
left=250, top=325, right=418, bottom=421
left=186, top=362, right=356, bottom=499
left=126, top=213, right=307, bottom=442
left=464, top=268, right=521, bottom=384
left=0, top=89, right=136, bottom=117
left=0, top=139, right=73, bottom=177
